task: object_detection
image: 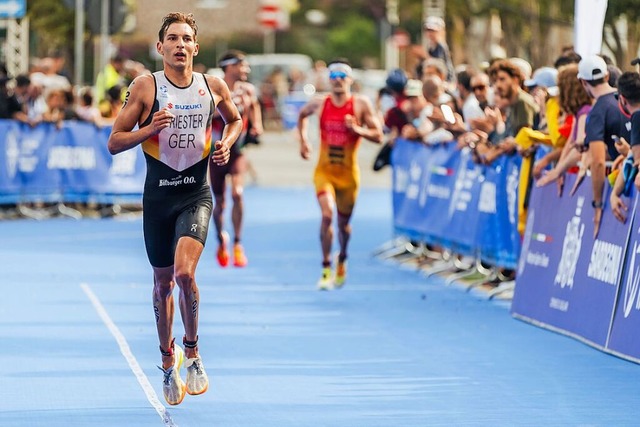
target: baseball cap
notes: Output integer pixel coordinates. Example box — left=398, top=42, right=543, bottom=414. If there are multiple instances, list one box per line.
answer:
left=405, top=79, right=423, bottom=97
left=385, top=68, right=408, bottom=93
left=577, top=55, right=608, bottom=81
left=525, top=66, right=558, bottom=95
left=423, top=16, right=445, bottom=31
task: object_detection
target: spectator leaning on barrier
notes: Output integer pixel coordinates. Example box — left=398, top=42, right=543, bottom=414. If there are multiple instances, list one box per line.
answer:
left=610, top=71, right=640, bottom=223
left=399, top=79, right=428, bottom=141
left=478, top=58, right=538, bottom=165
left=456, top=67, right=484, bottom=128
left=575, top=54, right=630, bottom=237
left=510, top=66, right=560, bottom=235
left=372, top=68, right=408, bottom=172
left=536, top=63, right=593, bottom=190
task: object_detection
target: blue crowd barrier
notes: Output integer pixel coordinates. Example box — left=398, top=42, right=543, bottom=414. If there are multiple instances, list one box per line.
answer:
left=0, top=120, right=145, bottom=205
left=390, top=136, right=640, bottom=363
left=391, top=137, right=520, bottom=268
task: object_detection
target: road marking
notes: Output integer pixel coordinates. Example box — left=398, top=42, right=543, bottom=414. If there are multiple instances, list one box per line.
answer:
left=81, top=283, right=178, bottom=426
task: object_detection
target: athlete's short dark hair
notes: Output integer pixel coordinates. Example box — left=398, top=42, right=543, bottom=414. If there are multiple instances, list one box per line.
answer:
left=218, top=50, right=247, bottom=70
left=158, top=12, right=198, bottom=42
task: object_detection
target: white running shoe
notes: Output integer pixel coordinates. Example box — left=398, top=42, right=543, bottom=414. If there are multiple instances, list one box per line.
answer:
left=158, top=344, right=186, bottom=405
left=185, top=356, right=209, bottom=395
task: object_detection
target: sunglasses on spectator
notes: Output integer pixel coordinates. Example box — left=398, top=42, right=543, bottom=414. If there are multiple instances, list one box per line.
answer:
left=329, top=71, right=349, bottom=80
left=472, top=85, right=487, bottom=91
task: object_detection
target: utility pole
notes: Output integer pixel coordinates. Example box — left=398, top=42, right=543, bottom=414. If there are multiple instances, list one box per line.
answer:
left=74, top=0, right=85, bottom=87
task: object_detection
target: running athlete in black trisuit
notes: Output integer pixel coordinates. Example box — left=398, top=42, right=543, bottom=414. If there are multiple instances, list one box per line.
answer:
left=107, top=12, right=242, bottom=405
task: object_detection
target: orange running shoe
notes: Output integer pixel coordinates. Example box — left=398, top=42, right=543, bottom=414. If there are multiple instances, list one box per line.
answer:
left=334, top=260, right=347, bottom=288
left=233, top=243, right=248, bottom=267
left=216, top=232, right=229, bottom=267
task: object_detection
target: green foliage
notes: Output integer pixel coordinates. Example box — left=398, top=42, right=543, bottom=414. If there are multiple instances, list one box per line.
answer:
left=325, top=15, right=379, bottom=67
left=27, top=0, right=76, bottom=56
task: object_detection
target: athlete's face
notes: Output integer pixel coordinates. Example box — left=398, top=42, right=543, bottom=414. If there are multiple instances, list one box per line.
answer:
left=329, top=72, right=352, bottom=95
left=157, top=23, right=199, bottom=70
left=228, top=60, right=251, bottom=82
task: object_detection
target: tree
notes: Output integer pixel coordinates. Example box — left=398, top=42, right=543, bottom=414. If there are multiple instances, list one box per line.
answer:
left=27, top=0, right=76, bottom=57
left=604, top=1, right=640, bottom=70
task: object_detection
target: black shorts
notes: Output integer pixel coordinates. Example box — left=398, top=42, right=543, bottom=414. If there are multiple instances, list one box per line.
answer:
left=143, top=193, right=213, bottom=268
left=209, top=149, right=246, bottom=196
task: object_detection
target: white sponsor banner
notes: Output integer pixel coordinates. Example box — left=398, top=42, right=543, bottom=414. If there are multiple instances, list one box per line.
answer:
left=574, top=0, right=608, bottom=56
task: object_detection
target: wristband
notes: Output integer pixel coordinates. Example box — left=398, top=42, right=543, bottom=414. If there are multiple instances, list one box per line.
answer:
left=591, top=200, right=604, bottom=208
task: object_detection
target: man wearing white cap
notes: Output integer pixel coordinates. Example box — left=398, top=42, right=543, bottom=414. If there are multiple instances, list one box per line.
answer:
left=576, top=54, right=630, bottom=236
left=297, top=59, right=383, bottom=290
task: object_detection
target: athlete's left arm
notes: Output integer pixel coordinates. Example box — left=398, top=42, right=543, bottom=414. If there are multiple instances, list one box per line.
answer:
left=352, top=95, right=383, bottom=144
left=207, top=75, right=243, bottom=165
left=246, top=83, right=264, bottom=136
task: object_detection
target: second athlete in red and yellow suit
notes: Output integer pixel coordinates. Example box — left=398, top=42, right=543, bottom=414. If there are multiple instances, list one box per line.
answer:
left=297, top=60, right=383, bottom=290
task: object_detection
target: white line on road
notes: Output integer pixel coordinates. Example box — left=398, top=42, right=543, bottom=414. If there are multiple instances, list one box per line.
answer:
left=81, top=283, right=178, bottom=427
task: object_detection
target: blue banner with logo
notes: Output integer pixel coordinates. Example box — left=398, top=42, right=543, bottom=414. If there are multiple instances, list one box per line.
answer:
left=0, top=120, right=21, bottom=203
left=443, top=149, right=485, bottom=255
left=392, top=138, right=520, bottom=266
left=606, top=193, right=640, bottom=361
left=476, top=154, right=522, bottom=269
left=0, top=121, right=145, bottom=204
left=512, top=174, right=631, bottom=347
left=19, top=123, right=61, bottom=201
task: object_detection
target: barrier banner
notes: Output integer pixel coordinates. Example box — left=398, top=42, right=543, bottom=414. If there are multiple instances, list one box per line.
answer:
left=392, top=138, right=520, bottom=265
left=512, top=173, right=630, bottom=347
left=0, top=121, right=145, bottom=204
left=19, top=123, right=61, bottom=201
left=54, top=122, right=111, bottom=197
left=430, top=148, right=483, bottom=255
left=476, top=154, right=522, bottom=269
left=416, top=142, right=462, bottom=244
left=0, top=120, right=21, bottom=203
left=606, top=194, right=640, bottom=361
left=391, top=138, right=445, bottom=239
left=100, top=126, right=146, bottom=197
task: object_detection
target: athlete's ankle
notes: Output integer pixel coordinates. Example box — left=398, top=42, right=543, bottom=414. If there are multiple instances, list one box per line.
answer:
left=183, top=335, right=199, bottom=359
left=160, top=338, right=175, bottom=369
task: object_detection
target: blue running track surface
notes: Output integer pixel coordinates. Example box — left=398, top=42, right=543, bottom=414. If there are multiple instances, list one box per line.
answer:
left=2, top=187, right=640, bottom=427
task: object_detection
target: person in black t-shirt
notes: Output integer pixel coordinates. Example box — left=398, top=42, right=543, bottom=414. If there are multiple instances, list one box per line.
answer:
left=576, top=54, right=631, bottom=236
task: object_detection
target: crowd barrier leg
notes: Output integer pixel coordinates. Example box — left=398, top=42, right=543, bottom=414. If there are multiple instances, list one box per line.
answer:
left=375, top=238, right=416, bottom=260
left=420, top=249, right=455, bottom=278
left=53, top=202, right=82, bottom=219
left=371, top=236, right=409, bottom=257
left=486, top=280, right=515, bottom=300
left=443, top=256, right=479, bottom=285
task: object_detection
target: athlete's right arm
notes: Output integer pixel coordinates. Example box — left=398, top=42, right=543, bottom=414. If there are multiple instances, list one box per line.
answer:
left=297, top=97, right=322, bottom=160
left=107, top=75, right=172, bottom=155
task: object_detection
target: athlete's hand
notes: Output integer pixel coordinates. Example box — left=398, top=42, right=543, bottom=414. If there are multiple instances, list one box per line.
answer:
left=212, top=140, right=230, bottom=166
left=344, top=114, right=358, bottom=134
left=150, top=107, right=174, bottom=135
left=300, top=141, right=312, bottom=160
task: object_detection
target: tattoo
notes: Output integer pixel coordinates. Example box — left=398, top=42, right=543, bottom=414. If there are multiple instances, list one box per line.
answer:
left=122, top=90, right=130, bottom=108
left=191, top=299, right=198, bottom=318
left=154, top=304, right=160, bottom=324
